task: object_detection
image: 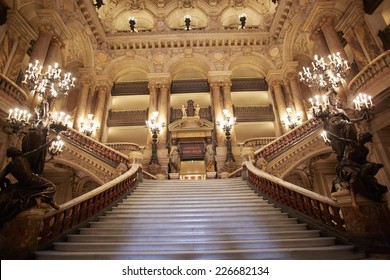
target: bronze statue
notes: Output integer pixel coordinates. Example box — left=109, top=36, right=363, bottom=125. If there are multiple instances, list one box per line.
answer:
left=330, top=131, right=387, bottom=208
left=0, top=141, right=59, bottom=226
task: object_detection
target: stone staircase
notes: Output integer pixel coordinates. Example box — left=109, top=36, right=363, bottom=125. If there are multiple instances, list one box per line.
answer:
left=35, top=178, right=365, bottom=260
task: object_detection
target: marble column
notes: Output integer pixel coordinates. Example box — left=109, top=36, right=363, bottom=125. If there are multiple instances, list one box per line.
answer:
left=28, top=29, right=52, bottom=65
left=210, top=81, right=224, bottom=144
left=222, top=80, right=236, bottom=142
left=320, top=17, right=348, bottom=103
left=73, top=76, right=90, bottom=131
left=344, top=29, right=369, bottom=71
left=310, top=28, right=330, bottom=58
left=94, top=85, right=108, bottom=141
left=157, top=83, right=170, bottom=148
left=272, top=81, right=288, bottom=135
left=43, top=40, right=62, bottom=68
left=28, top=29, right=52, bottom=107
left=320, top=17, right=348, bottom=59
left=147, top=82, right=158, bottom=145
left=354, top=18, right=382, bottom=61
left=287, top=72, right=308, bottom=121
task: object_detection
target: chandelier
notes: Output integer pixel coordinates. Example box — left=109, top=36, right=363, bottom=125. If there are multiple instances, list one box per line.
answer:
left=129, top=17, right=137, bottom=32
left=184, top=15, right=191, bottom=31
left=22, top=60, right=76, bottom=102
left=281, top=108, right=302, bottom=130
left=299, top=52, right=349, bottom=91
left=6, top=108, right=31, bottom=132
left=239, top=14, right=247, bottom=29
left=80, top=114, right=98, bottom=137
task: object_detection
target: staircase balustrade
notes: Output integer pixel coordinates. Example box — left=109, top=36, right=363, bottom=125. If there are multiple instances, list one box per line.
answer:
left=38, top=164, right=141, bottom=245
left=254, top=118, right=322, bottom=162
left=245, top=161, right=345, bottom=233
left=65, top=127, right=129, bottom=167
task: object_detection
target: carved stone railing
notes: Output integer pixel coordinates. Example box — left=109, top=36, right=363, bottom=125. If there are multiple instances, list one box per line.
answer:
left=170, top=106, right=213, bottom=122
left=234, top=105, right=275, bottom=122
left=245, top=161, right=346, bottom=232
left=254, top=118, right=322, bottom=163
left=38, top=164, right=140, bottom=245
left=242, top=137, right=277, bottom=150
left=348, top=49, right=390, bottom=94
left=64, top=127, right=129, bottom=166
left=107, top=109, right=148, bottom=126
left=0, top=73, right=29, bottom=107
left=105, top=142, right=143, bottom=155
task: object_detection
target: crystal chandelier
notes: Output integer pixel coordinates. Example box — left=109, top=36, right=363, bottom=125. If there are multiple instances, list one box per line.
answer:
left=80, top=114, right=98, bottom=137
left=299, top=52, right=349, bottom=91
left=22, top=60, right=76, bottom=102
left=281, top=108, right=302, bottom=130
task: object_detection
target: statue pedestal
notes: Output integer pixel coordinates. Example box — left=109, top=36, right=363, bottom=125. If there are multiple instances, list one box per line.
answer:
left=206, top=171, right=217, bottom=179
left=169, top=173, right=180, bottom=180
left=0, top=207, right=47, bottom=259
left=332, top=190, right=390, bottom=250
left=220, top=172, right=230, bottom=179
left=156, top=173, right=166, bottom=180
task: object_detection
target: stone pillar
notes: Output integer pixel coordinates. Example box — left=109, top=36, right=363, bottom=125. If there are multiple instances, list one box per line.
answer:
left=287, top=72, right=308, bottom=121
left=354, top=18, right=382, bottom=61
left=73, top=75, right=90, bottom=131
left=310, top=28, right=331, bottom=58
left=27, top=28, right=52, bottom=107
left=344, top=29, right=369, bottom=70
left=222, top=79, right=236, bottom=142
left=28, top=28, right=52, bottom=66
left=332, top=190, right=390, bottom=250
left=94, top=85, right=108, bottom=141
left=273, top=81, right=288, bottom=134
left=320, top=17, right=349, bottom=103
left=158, top=83, right=170, bottom=149
left=210, top=81, right=224, bottom=144
left=43, top=40, right=62, bottom=68
left=147, top=81, right=158, bottom=146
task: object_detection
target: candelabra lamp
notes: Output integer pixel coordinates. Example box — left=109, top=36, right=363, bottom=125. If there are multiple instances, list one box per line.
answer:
left=93, top=0, right=105, bottom=9
left=6, top=108, right=31, bottom=133
left=217, top=109, right=236, bottom=162
left=80, top=114, right=98, bottom=137
left=281, top=108, right=301, bottom=130
left=146, top=111, right=165, bottom=165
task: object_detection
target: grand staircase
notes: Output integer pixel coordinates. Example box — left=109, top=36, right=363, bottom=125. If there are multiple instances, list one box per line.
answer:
left=35, top=178, right=365, bottom=260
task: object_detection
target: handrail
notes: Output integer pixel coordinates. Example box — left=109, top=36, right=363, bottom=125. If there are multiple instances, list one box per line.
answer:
left=142, top=169, right=157, bottom=180
left=38, top=164, right=141, bottom=244
left=244, top=160, right=345, bottom=232
left=64, top=127, right=129, bottom=166
left=254, top=118, right=322, bottom=162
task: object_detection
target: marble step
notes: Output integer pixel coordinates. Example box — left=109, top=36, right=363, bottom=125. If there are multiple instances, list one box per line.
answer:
left=51, top=237, right=337, bottom=252
left=67, top=230, right=322, bottom=243
left=35, top=245, right=364, bottom=260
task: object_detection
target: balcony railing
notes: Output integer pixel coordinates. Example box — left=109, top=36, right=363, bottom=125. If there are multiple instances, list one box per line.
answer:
left=349, top=49, right=390, bottom=94
left=0, top=73, right=29, bottom=106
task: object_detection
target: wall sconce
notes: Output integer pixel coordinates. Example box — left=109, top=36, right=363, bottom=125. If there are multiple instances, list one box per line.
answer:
left=129, top=17, right=137, bottom=32
left=184, top=15, right=191, bottom=31
left=239, top=13, right=247, bottom=29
